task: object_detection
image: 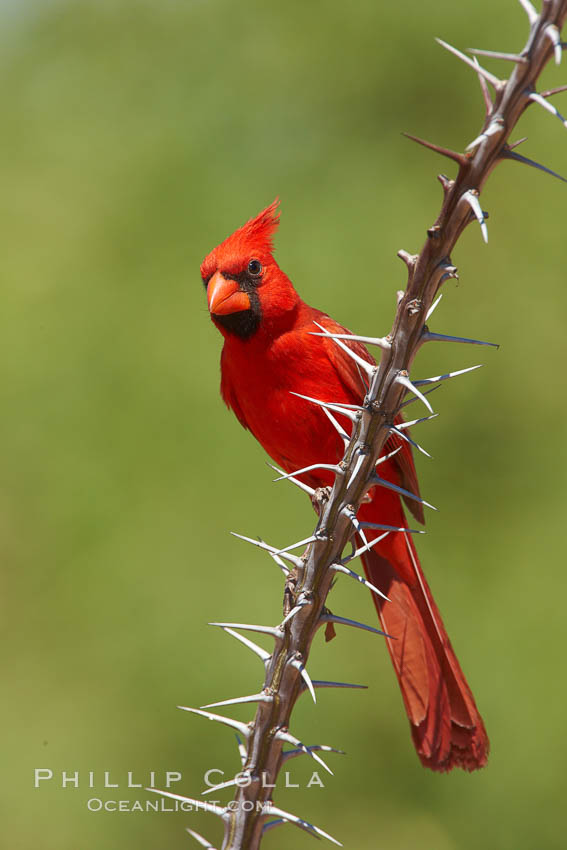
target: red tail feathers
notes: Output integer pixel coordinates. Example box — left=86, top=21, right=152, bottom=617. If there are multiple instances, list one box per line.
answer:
left=360, top=530, right=489, bottom=772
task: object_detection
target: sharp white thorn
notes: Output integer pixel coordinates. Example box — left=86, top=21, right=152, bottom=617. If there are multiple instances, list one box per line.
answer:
left=413, top=364, right=483, bottom=386
left=347, top=451, right=367, bottom=488
left=331, top=560, right=390, bottom=601
left=546, top=25, right=562, bottom=65
left=267, top=463, right=317, bottom=496
left=282, top=744, right=346, bottom=763
left=231, top=532, right=302, bottom=567
left=235, top=733, right=247, bottom=767
left=291, top=659, right=317, bottom=703
left=436, top=38, right=501, bottom=87
left=276, top=732, right=334, bottom=774
left=312, top=320, right=375, bottom=376
left=273, top=463, right=338, bottom=482
left=309, top=330, right=391, bottom=350
left=462, top=190, right=488, bottom=242
left=396, top=373, right=435, bottom=413
left=270, top=552, right=291, bottom=575
left=395, top=414, right=438, bottom=430
left=274, top=549, right=304, bottom=567
left=201, top=693, right=269, bottom=709
left=348, top=531, right=390, bottom=560
left=529, top=91, right=567, bottom=128
left=300, top=745, right=332, bottom=774
left=310, top=680, right=368, bottom=690
left=186, top=827, right=218, bottom=848
left=371, top=474, right=437, bottom=511
left=231, top=531, right=276, bottom=553
left=360, top=521, right=423, bottom=535
left=316, top=400, right=362, bottom=410
left=290, top=391, right=358, bottom=421
left=354, top=360, right=370, bottom=393
left=357, top=523, right=370, bottom=549
left=503, top=148, right=567, bottom=183
left=400, top=384, right=441, bottom=409
left=281, top=602, right=308, bottom=626
left=518, top=0, right=538, bottom=25
left=200, top=777, right=238, bottom=796
left=423, top=330, right=498, bottom=347
left=472, top=55, right=493, bottom=114
left=321, top=405, right=350, bottom=443
left=177, top=706, right=251, bottom=737
left=321, top=613, right=389, bottom=637
left=390, top=425, right=432, bottom=458
left=376, top=445, right=403, bottom=466
left=285, top=477, right=316, bottom=496
left=146, top=788, right=226, bottom=818
left=467, top=47, right=526, bottom=63
left=262, top=819, right=286, bottom=834
left=263, top=804, right=343, bottom=846
left=275, top=535, right=318, bottom=556
left=425, top=293, right=443, bottom=321
left=216, top=626, right=271, bottom=662
left=344, top=506, right=366, bottom=540
left=209, top=622, right=279, bottom=637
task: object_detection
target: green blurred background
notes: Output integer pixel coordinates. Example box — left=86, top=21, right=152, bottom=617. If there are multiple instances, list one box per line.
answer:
left=2, top=1, right=566, bottom=848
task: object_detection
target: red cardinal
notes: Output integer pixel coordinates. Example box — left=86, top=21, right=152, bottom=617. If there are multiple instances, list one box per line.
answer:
left=200, top=200, right=488, bottom=772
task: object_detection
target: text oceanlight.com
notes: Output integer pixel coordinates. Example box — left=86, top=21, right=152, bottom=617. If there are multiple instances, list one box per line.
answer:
left=86, top=799, right=297, bottom=813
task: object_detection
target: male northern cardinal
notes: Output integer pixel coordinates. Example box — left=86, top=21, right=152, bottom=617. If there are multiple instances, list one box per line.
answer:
left=200, top=200, right=488, bottom=772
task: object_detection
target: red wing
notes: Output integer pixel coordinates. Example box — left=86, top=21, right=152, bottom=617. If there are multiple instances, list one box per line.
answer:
left=317, top=314, right=424, bottom=524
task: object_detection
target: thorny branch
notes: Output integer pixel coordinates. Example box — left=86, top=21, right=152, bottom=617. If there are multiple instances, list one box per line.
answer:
left=151, top=2, right=567, bottom=847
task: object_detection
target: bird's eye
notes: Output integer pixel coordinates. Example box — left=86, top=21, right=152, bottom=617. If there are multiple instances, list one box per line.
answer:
left=247, top=259, right=262, bottom=277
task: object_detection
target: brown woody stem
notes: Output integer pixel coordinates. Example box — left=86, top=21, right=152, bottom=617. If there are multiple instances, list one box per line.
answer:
left=188, top=4, right=567, bottom=847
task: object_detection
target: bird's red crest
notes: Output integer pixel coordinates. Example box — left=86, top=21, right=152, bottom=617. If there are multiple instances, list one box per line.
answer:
left=201, top=200, right=280, bottom=280
left=237, top=198, right=280, bottom=253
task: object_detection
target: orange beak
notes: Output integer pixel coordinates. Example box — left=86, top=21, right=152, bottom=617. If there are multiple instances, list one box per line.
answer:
left=207, top=271, right=251, bottom=316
